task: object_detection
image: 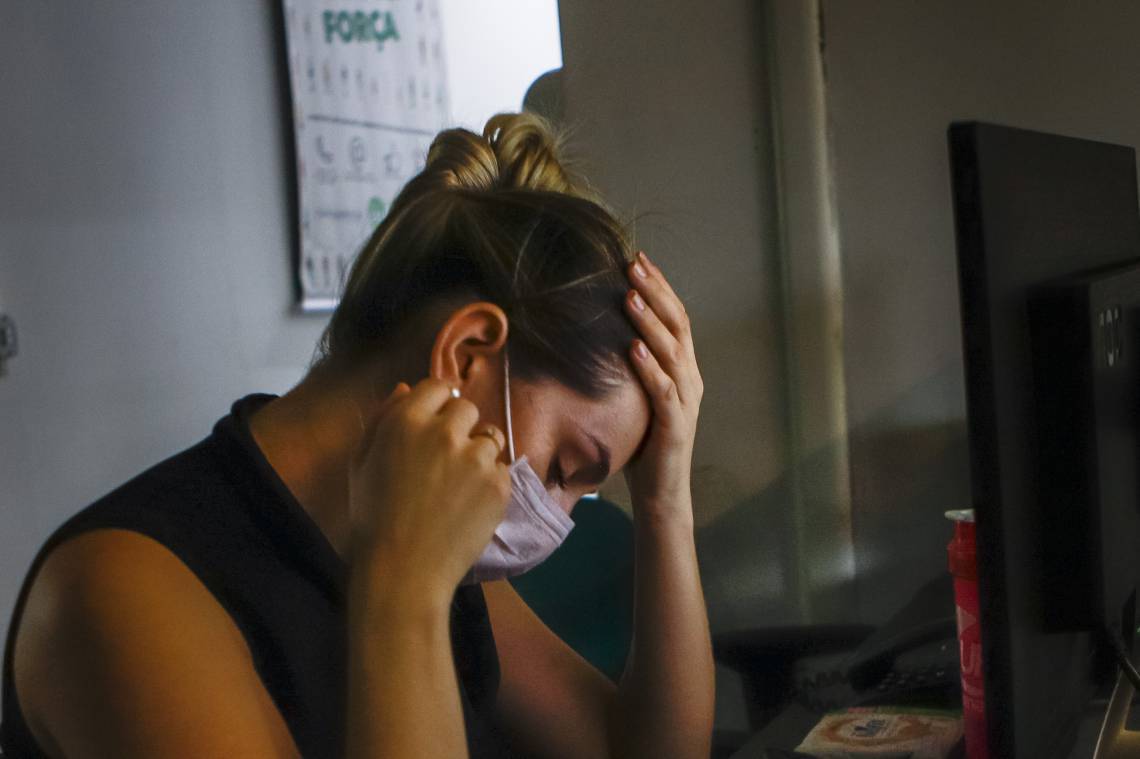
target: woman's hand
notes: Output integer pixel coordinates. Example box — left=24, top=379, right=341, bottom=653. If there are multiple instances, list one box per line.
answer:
left=347, top=377, right=511, bottom=598
left=622, top=251, right=703, bottom=522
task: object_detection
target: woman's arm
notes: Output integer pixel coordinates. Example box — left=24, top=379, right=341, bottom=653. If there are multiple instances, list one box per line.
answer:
left=610, top=250, right=714, bottom=757
left=346, top=557, right=465, bottom=758
left=344, top=377, right=512, bottom=758
left=611, top=499, right=713, bottom=758
left=486, top=513, right=713, bottom=759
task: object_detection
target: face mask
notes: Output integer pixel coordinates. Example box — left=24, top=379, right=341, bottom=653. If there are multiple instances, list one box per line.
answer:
left=462, top=351, right=575, bottom=584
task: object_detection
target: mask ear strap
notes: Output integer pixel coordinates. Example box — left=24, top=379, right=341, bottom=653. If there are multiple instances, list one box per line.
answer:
left=504, top=349, right=517, bottom=463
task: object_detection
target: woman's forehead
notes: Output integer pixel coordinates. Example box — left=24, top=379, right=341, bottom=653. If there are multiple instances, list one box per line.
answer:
left=528, top=378, right=650, bottom=459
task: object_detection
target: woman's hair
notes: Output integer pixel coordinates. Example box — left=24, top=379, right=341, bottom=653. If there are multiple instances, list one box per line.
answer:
left=316, top=112, right=638, bottom=399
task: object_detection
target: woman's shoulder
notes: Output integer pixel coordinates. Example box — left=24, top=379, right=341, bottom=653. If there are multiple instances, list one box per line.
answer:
left=19, top=528, right=244, bottom=649
left=18, top=527, right=249, bottom=655
left=4, top=429, right=275, bottom=747
left=12, top=528, right=299, bottom=758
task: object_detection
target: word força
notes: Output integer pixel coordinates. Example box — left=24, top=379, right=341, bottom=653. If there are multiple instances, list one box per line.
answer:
left=322, top=10, right=400, bottom=50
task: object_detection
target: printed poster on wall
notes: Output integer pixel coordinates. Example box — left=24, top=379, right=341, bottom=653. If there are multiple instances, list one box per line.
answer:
left=281, top=2, right=450, bottom=311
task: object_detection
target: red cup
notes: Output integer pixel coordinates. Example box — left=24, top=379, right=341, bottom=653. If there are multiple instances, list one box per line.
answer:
left=946, top=509, right=987, bottom=758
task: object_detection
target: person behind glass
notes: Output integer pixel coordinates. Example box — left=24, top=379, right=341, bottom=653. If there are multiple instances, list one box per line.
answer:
left=4, top=113, right=713, bottom=758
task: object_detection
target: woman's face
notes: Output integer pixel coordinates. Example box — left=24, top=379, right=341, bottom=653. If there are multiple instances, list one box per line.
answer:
left=493, top=373, right=651, bottom=515
left=427, top=301, right=652, bottom=513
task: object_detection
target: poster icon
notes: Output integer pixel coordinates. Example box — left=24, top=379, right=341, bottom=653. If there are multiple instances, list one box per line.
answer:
left=316, top=135, right=335, bottom=164
left=349, top=136, right=366, bottom=168
left=367, top=196, right=387, bottom=227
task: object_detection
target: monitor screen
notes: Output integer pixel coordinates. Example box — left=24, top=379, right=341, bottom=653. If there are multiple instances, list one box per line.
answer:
left=949, top=121, right=1140, bottom=758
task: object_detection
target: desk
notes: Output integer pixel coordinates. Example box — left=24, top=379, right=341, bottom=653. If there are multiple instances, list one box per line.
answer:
left=727, top=696, right=1121, bottom=758
left=724, top=703, right=829, bottom=758
left=728, top=702, right=968, bottom=759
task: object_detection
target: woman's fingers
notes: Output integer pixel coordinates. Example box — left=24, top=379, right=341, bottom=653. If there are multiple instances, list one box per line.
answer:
left=348, top=373, right=512, bottom=589
left=392, top=380, right=507, bottom=466
left=358, top=379, right=468, bottom=462
left=626, top=288, right=686, bottom=377
left=629, top=251, right=692, bottom=347
left=629, top=338, right=684, bottom=427
left=355, top=382, right=411, bottom=463
left=439, top=393, right=480, bottom=435
left=362, top=381, right=411, bottom=426
left=621, top=253, right=703, bottom=513
left=404, top=377, right=463, bottom=420
left=468, top=424, right=508, bottom=462
left=625, top=253, right=702, bottom=406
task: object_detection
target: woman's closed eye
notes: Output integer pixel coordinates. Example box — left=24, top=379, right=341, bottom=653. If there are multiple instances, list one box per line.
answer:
left=557, top=450, right=611, bottom=491
left=550, top=458, right=569, bottom=489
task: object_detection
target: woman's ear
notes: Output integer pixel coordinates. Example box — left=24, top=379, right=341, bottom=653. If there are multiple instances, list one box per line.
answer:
left=428, top=301, right=509, bottom=389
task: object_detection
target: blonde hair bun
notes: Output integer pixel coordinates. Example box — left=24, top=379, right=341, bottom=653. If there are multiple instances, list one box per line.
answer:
left=421, top=112, right=592, bottom=199
left=320, top=111, right=637, bottom=399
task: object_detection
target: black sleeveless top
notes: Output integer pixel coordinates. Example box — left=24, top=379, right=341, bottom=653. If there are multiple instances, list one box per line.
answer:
left=1, top=395, right=510, bottom=758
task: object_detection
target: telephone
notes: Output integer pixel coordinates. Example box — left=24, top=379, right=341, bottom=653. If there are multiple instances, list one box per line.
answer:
left=792, top=574, right=960, bottom=712
left=713, top=576, right=964, bottom=757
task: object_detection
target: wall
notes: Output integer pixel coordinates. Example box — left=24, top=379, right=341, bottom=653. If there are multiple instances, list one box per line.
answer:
left=817, top=0, right=1140, bottom=623
left=0, top=1, right=327, bottom=694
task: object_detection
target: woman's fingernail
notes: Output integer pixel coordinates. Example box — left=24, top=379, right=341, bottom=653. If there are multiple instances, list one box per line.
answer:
left=630, top=291, right=646, bottom=311
left=639, top=250, right=650, bottom=265
left=633, top=261, right=649, bottom=278
left=635, top=340, right=649, bottom=359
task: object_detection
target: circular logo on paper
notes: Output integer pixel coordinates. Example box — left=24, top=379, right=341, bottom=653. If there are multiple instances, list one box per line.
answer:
left=367, top=197, right=387, bottom=227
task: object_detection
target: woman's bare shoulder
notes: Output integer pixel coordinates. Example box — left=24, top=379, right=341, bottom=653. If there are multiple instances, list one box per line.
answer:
left=17, top=528, right=252, bottom=667
left=13, top=528, right=300, bottom=758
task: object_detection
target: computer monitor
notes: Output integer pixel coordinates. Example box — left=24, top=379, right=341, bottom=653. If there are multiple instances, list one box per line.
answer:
left=949, top=122, right=1140, bottom=758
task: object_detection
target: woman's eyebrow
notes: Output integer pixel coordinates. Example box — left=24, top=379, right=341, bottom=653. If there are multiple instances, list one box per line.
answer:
left=580, top=430, right=612, bottom=485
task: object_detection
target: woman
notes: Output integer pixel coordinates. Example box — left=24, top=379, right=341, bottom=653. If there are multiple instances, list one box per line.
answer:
left=2, top=113, right=713, bottom=758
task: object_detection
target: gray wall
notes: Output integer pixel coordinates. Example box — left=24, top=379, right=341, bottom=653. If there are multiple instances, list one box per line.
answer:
left=819, top=0, right=1140, bottom=623
left=0, top=0, right=326, bottom=685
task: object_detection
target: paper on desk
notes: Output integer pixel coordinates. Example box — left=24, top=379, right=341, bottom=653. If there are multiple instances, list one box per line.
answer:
left=795, top=707, right=963, bottom=758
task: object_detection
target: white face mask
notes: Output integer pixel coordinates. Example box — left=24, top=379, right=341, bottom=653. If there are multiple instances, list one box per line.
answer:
left=461, top=351, right=575, bottom=584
